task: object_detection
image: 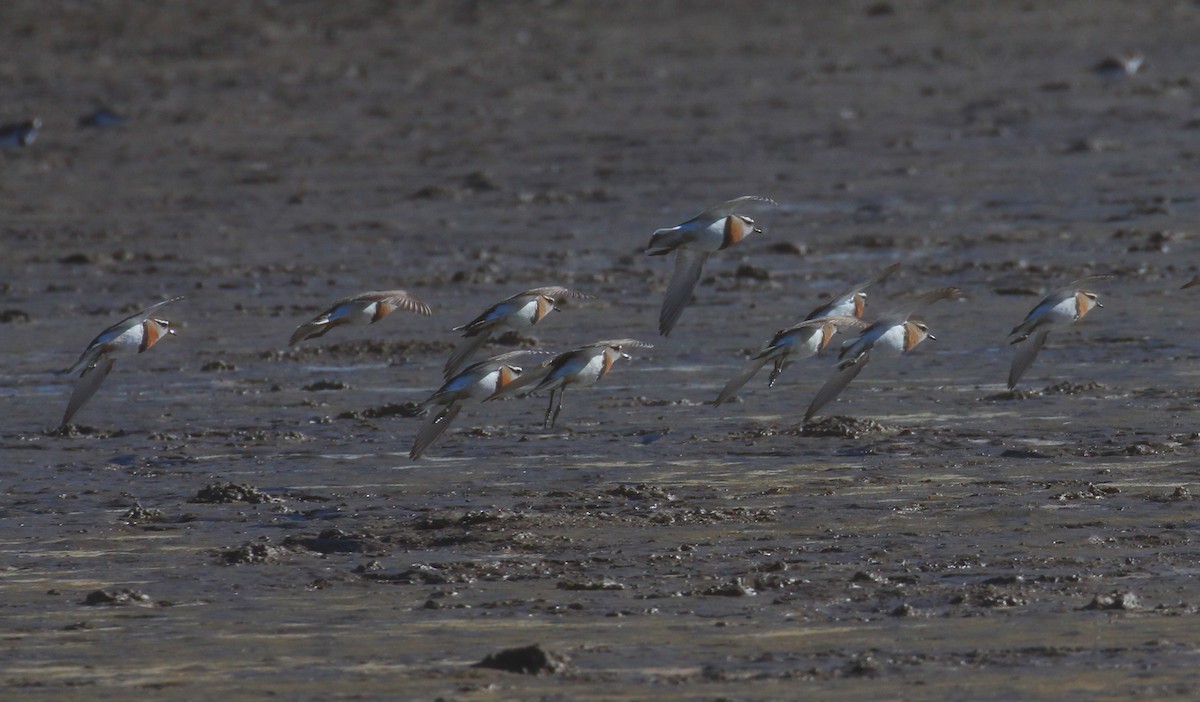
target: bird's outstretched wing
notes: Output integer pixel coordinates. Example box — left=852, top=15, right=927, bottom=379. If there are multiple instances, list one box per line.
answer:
left=410, top=404, right=463, bottom=460
left=830, top=262, right=901, bottom=305
left=659, top=250, right=709, bottom=336
left=805, top=357, right=869, bottom=422
left=1007, top=328, right=1051, bottom=390
left=61, top=358, right=116, bottom=428
left=443, top=333, right=492, bottom=380
left=715, top=357, right=769, bottom=406
left=693, top=195, right=778, bottom=222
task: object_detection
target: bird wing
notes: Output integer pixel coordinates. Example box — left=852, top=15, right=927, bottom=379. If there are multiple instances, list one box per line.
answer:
left=715, top=357, right=769, bottom=406
left=112, top=296, right=185, bottom=328
left=693, top=195, right=778, bottom=222
left=409, top=403, right=463, bottom=460
left=330, top=290, right=429, bottom=314
left=825, top=262, right=902, bottom=307
left=524, top=286, right=594, bottom=302
left=581, top=338, right=654, bottom=350
left=1007, top=328, right=1051, bottom=390
left=775, top=315, right=868, bottom=339
left=659, top=249, right=709, bottom=336
left=443, top=332, right=492, bottom=379
left=61, top=358, right=116, bottom=427
left=805, top=356, right=869, bottom=422
left=873, top=287, right=962, bottom=326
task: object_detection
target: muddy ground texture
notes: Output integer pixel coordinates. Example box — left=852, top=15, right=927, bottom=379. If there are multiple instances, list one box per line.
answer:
left=4, top=1, right=1200, bottom=700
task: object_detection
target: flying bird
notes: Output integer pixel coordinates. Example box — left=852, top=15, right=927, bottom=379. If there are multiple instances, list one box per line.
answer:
left=444, top=286, right=591, bottom=379
left=1007, top=278, right=1107, bottom=390
left=715, top=263, right=899, bottom=405
left=804, top=288, right=961, bottom=421
left=60, top=296, right=183, bottom=428
left=646, top=195, right=777, bottom=336
left=410, top=350, right=538, bottom=460
left=715, top=316, right=867, bottom=406
left=289, top=290, right=431, bottom=346
left=492, top=339, right=652, bottom=428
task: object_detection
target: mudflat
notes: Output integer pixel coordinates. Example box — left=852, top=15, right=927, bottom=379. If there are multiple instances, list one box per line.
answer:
left=3, top=2, right=1200, bottom=699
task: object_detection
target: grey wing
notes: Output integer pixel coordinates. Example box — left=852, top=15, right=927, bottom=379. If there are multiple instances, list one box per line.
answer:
left=1065, top=275, right=1114, bottom=290
left=382, top=290, right=433, bottom=316
left=804, top=357, right=869, bottom=422
left=329, top=290, right=431, bottom=315
left=61, top=358, right=116, bottom=427
left=695, top=195, right=778, bottom=221
left=659, top=250, right=709, bottom=336
left=778, top=316, right=867, bottom=336
left=118, top=296, right=185, bottom=326
left=882, top=287, right=963, bottom=319
left=835, top=262, right=902, bottom=300
left=289, top=317, right=330, bottom=346
left=444, top=332, right=491, bottom=379
left=1007, top=328, right=1050, bottom=390
left=527, top=286, right=594, bottom=302
left=715, top=357, right=769, bottom=406
left=410, top=403, right=463, bottom=460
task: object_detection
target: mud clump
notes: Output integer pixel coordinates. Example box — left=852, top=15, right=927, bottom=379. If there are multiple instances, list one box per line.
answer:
left=698, top=577, right=757, bottom=597
left=1083, top=591, right=1141, bottom=611
left=121, top=502, right=166, bottom=523
left=46, top=425, right=127, bottom=439
left=82, top=589, right=153, bottom=606
left=302, top=380, right=349, bottom=391
left=802, top=416, right=896, bottom=438
left=985, top=389, right=1033, bottom=401
left=1050, top=482, right=1120, bottom=501
left=410, top=509, right=520, bottom=530
left=1042, top=381, right=1104, bottom=395
left=606, top=483, right=675, bottom=501
left=338, top=402, right=422, bottom=420
left=0, top=309, right=31, bottom=323
left=190, top=482, right=279, bottom=504
left=474, top=644, right=569, bottom=675
left=282, top=528, right=387, bottom=555
left=557, top=579, right=626, bottom=591
left=221, top=542, right=282, bottom=565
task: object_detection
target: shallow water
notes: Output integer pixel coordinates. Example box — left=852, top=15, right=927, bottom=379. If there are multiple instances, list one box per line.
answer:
left=4, top=1, right=1200, bottom=699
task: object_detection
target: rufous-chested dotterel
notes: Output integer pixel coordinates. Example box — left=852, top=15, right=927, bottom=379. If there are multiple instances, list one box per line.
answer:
left=444, top=286, right=592, bottom=379
left=646, top=196, right=777, bottom=336
left=715, top=263, right=899, bottom=406
left=805, top=288, right=961, bottom=422
left=59, top=296, right=183, bottom=428
left=289, top=290, right=431, bottom=346
left=491, top=338, right=652, bottom=428
left=1006, top=277, right=1108, bottom=390
left=410, top=350, right=542, bottom=460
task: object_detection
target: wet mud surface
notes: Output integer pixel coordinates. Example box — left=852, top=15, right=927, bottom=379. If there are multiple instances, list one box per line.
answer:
left=4, top=1, right=1200, bottom=699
